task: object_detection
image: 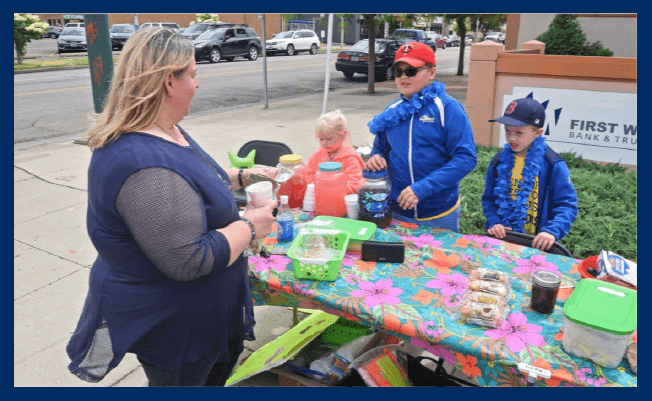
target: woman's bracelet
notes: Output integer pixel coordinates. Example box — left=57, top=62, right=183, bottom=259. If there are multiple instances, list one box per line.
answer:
left=241, top=218, right=256, bottom=241
left=238, top=169, right=245, bottom=188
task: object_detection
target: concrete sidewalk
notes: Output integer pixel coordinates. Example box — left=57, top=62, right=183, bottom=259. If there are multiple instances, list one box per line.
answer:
left=14, top=74, right=468, bottom=387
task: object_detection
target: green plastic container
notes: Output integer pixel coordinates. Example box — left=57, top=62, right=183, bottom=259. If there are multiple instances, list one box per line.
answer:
left=312, top=216, right=377, bottom=242
left=322, top=318, right=375, bottom=346
left=562, top=278, right=637, bottom=368
left=287, top=229, right=351, bottom=281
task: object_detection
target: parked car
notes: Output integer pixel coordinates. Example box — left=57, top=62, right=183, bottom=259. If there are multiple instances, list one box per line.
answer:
left=265, top=30, right=321, bottom=56
left=178, top=27, right=187, bottom=34
left=485, top=32, right=506, bottom=43
left=335, top=38, right=402, bottom=81
left=64, top=22, right=85, bottom=28
left=466, top=34, right=474, bottom=44
left=110, top=24, right=139, bottom=50
left=139, top=22, right=180, bottom=31
left=182, top=22, right=235, bottom=40
left=445, top=35, right=461, bottom=47
left=193, top=25, right=262, bottom=63
left=42, top=26, right=62, bottom=39
left=57, top=27, right=87, bottom=53
left=391, top=28, right=437, bottom=53
left=426, top=32, right=447, bottom=49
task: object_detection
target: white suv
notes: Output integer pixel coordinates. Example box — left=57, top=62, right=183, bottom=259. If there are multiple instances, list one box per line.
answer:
left=485, top=32, right=506, bottom=44
left=140, top=22, right=180, bottom=31
left=265, top=29, right=320, bottom=56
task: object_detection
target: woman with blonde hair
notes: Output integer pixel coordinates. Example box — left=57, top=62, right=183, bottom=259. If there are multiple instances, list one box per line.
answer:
left=301, top=110, right=365, bottom=194
left=67, top=28, right=278, bottom=386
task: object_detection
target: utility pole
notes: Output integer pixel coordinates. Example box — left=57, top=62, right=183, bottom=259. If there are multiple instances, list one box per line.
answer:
left=259, top=14, right=269, bottom=108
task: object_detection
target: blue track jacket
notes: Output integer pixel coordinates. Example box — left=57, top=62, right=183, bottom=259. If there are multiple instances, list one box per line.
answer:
left=369, top=82, right=477, bottom=220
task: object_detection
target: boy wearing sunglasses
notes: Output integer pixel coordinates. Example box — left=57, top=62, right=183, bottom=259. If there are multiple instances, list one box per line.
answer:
left=365, top=42, right=477, bottom=231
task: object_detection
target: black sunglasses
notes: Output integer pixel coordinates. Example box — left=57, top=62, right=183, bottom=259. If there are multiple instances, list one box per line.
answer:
left=394, top=65, right=430, bottom=78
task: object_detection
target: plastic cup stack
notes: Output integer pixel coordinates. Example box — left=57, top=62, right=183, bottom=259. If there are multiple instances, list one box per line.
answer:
left=344, top=194, right=359, bottom=220
left=303, top=183, right=316, bottom=211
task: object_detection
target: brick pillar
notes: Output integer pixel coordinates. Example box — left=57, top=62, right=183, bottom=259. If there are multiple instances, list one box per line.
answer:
left=522, top=40, right=546, bottom=54
left=466, top=41, right=503, bottom=147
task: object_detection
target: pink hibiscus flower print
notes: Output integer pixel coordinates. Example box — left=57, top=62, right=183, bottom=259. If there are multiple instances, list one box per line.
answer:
left=350, top=278, right=403, bottom=309
left=342, top=253, right=360, bottom=267
left=253, top=255, right=290, bottom=273
left=512, top=254, right=558, bottom=275
left=425, top=273, right=468, bottom=297
left=484, top=312, right=546, bottom=353
left=410, top=338, right=456, bottom=365
left=464, top=235, right=501, bottom=251
left=410, top=234, right=443, bottom=250
left=575, top=368, right=607, bottom=387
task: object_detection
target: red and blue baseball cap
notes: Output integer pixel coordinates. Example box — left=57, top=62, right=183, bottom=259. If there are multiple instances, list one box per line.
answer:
left=393, top=42, right=436, bottom=68
left=489, top=98, right=546, bottom=128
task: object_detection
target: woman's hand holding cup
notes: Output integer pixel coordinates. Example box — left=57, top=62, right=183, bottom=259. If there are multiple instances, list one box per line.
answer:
left=243, top=199, right=277, bottom=239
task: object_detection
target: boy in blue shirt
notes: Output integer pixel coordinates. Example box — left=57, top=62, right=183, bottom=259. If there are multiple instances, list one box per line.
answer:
left=365, top=42, right=477, bottom=231
left=482, top=97, right=578, bottom=251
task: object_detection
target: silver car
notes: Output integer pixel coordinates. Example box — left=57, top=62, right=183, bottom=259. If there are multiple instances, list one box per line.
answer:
left=57, top=27, right=87, bottom=53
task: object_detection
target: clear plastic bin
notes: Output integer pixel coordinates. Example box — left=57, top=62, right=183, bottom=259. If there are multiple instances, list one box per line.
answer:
left=562, top=278, right=636, bottom=368
left=562, top=315, right=632, bottom=368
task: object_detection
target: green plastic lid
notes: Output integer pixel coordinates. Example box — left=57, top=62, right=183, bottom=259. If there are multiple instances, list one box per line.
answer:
left=563, top=278, right=637, bottom=335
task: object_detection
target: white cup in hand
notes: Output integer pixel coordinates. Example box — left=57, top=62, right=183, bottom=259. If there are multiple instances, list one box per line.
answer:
left=245, top=181, right=273, bottom=208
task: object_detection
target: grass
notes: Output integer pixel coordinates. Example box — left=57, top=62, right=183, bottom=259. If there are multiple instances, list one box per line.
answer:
left=459, top=146, right=637, bottom=261
left=14, top=55, right=120, bottom=71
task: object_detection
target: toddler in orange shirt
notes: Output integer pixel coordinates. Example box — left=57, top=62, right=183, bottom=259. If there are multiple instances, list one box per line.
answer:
left=301, top=110, right=365, bottom=194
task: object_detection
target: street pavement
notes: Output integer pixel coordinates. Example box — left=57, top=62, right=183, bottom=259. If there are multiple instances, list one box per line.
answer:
left=14, top=73, right=469, bottom=387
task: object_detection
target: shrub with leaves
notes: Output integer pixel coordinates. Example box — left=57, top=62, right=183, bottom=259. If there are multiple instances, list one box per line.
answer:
left=191, top=14, right=220, bottom=25
left=14, top=13, right=48, bottom=64
left=536, top=14, right=613, bottom=57
left=460, top=146, right=636, bottom=261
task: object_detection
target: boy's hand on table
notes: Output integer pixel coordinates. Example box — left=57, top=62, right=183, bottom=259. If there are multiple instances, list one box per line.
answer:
left=488, top=224, right=511, bottom=239
left=365, top=155, right=387, bottom=171
left=533, top=232, right=556, bottom=251
left=397, top=186, right=419, bottom=210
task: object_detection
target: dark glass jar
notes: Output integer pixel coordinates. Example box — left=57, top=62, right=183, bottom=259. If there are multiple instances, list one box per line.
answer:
left=531, top=270, right=561, bottom=314
left=358, top=169, right=392, bottom=228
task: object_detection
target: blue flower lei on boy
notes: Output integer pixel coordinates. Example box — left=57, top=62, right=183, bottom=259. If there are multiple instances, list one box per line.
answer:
left=493, top=135, right=547, bottom=233
left=368, top=82, right=444, bottom=133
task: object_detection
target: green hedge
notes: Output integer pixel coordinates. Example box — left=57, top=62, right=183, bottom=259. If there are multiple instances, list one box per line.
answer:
left=459, top=145, right=637, bottom=261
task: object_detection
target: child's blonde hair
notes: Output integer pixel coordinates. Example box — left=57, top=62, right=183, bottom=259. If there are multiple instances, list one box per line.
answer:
left=315, top=110, right=352, bottom=144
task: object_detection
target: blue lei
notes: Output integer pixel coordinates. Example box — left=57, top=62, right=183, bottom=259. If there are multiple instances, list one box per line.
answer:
left=493, top=135, right=547, bottom=233
left=367, top=82, right=445, bottom=133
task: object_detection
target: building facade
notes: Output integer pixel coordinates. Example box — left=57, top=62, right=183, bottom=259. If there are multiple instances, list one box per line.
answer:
left=35, top=13, right=284, bottom=40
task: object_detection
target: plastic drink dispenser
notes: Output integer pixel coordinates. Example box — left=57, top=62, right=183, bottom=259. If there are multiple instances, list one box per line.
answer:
left=315, top=162, right=348, bottom=217
left=276, top=154, right=307, bottom=209
left=358, top=169, right=392, bottom=228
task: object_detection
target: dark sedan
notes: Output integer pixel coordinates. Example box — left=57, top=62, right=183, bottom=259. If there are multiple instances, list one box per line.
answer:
left=110, top=24, right=139, bottom=50
left=335, top=39, right=401, bottom=81
left=43, top=26, right=62, bottom=39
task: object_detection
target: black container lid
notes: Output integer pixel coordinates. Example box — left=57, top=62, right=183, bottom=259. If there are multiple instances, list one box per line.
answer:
left=532, top=270, right=561, bottom=288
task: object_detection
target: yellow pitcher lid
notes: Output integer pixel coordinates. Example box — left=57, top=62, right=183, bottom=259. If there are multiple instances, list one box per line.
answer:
left=279, top=154, right=303, bottom=164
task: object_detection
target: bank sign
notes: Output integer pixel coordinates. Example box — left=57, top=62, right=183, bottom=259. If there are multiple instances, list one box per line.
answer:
left=498, top=87, right=637, bottom=166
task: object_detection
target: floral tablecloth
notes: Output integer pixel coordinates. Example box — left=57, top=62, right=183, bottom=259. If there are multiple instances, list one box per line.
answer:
left=248, top=214, right=637, bottom=387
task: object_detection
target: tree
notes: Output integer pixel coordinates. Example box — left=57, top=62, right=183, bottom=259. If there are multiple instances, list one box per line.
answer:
left=14, top=13, right=48, bottom=64
left=191, top=14, right=220, bottom=25
left=362, top=14, right=377, bottom=93
left=536, top=14, right=613, bottom=56
left=442, top=14, right=471, bottom=76
left=336, top=14, right=354, bottom=47
left=440, top=14, right=506, bottom=76
left=469, top=14, right=506, bottom=37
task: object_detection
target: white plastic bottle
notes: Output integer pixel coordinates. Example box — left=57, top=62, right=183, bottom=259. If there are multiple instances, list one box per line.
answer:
left=277, top=195, right=294, bottom=243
